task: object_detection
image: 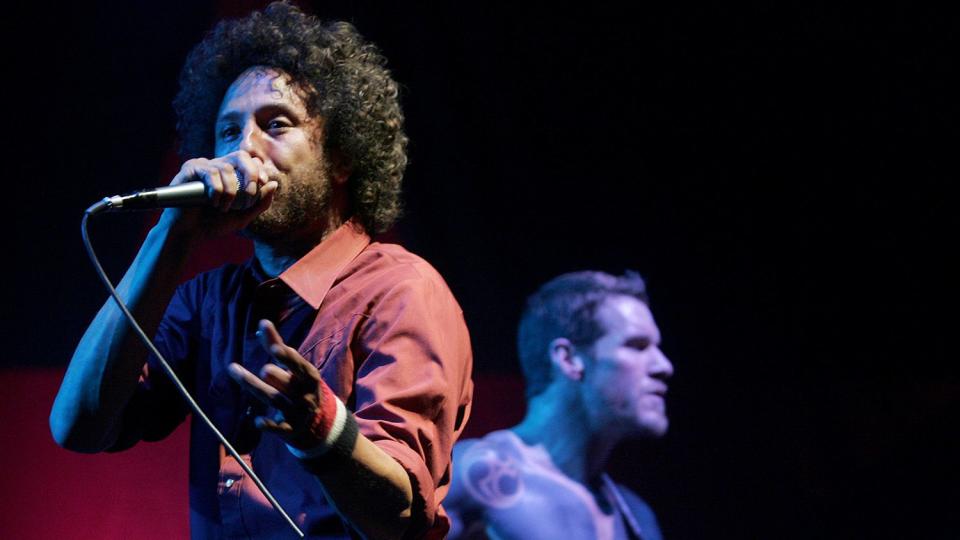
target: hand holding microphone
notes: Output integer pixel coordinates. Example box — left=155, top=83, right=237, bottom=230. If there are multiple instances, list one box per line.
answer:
left=92, top=151, right=277, bottom=212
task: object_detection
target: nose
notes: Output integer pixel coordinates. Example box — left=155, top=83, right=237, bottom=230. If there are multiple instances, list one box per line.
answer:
left=239, top=121, right=267, bottom=159
left=651, top=347, right=674, bottom=380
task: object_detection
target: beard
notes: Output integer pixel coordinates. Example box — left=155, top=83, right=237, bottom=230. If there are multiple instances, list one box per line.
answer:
left=243, top=158, right=332, bottom=245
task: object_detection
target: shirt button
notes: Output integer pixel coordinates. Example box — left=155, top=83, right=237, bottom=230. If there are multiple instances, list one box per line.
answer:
left=225, top=478, right=235, bottom=488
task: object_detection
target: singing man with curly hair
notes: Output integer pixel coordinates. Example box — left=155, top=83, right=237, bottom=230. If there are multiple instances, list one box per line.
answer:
left=50, top=4, right=473, bottom=538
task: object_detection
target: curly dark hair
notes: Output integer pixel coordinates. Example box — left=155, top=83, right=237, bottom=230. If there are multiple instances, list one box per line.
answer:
left=173, top=2, right=407, bottom=233
left=517, top=271, right=650, bottom=399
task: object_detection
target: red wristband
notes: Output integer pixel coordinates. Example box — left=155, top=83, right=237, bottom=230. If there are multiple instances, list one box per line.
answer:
left=287, top=378, right=357, bottom=461
left=308, top=378, right=339, bottom=442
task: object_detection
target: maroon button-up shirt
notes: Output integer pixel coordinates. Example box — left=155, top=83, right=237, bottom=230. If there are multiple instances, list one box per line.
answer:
left=113, top=221, right=474, bottom=539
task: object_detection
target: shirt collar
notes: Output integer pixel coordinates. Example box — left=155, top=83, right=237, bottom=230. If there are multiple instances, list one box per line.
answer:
left=277, top=220, right=371, bottom=309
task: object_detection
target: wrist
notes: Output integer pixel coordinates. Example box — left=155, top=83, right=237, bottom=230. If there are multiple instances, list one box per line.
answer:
left=286, top=378, right=359, bottom=462
left=285, top=397, right=359, bottom=461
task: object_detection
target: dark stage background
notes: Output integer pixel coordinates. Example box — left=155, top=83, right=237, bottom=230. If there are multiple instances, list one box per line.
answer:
left=3, top=2, right=956, bottom=538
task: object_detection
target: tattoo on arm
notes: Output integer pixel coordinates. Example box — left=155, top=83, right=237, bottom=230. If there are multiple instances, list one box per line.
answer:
left=462, top=446, right=524, bottom=509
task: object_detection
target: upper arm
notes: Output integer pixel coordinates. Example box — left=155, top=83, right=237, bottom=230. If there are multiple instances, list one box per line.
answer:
left=446, top=437, right=530, bottom=539
left=350, top=273, right=474, bottom=534
left=446, top=440, right=483, bottom=537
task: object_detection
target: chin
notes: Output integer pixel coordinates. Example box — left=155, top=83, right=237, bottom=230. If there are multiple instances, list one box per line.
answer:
left=243, top=221, right=284, bottom=241
left=244, top=209, right=303, bottom=241
left=634, top=413, right=669, bottom=438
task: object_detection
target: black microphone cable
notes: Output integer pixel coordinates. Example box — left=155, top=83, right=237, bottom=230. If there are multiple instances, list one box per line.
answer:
left=81, top=206, right=305, bottom=539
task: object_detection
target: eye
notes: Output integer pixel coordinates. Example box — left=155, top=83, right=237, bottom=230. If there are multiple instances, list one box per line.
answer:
left=267, top=117, right=293, bottom=131
left=625, top=337, right=652, bottom=351
left=218, top=124, right=240, bottom=141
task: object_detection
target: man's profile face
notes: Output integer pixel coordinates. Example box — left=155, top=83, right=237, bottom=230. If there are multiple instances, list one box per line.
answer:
left=214, top=66, right=333, bottom=240
left=582, top=295, right=674, bottom=438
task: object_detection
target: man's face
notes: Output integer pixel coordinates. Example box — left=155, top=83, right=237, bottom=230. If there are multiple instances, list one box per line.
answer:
left=214, top=66, right=332, bottom=241
left=581, top=295, right=674, bottom=438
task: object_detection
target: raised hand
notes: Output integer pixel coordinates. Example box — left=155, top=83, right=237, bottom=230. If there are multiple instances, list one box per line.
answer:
left=227, top=319, right=334, bottom=451
left=162, top=150, right=279, bottom=240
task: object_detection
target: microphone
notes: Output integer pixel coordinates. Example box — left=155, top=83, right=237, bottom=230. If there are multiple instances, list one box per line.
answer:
left=87, top=178, right=256, bottom=215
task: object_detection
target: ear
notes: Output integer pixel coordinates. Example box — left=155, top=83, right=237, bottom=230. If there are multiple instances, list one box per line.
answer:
left=549, top=338, right=584, bottom=381
left=329, top=149, right=352, bottom=186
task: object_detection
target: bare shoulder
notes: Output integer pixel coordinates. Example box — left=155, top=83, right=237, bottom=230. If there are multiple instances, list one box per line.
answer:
left=448, top=431, right=613, bottom=540
left=451, top=430, right=528, bottom=510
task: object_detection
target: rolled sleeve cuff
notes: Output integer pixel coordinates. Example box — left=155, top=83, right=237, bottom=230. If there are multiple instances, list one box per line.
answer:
left=373, top=439, right=447, bottom=539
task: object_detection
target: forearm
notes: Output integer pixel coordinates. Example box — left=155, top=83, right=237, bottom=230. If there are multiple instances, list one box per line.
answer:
left=310, top=434, right=414, bottom=540
left=50, top=213, right=198, bottom=452
left=234, top=337, right=416, bottom=538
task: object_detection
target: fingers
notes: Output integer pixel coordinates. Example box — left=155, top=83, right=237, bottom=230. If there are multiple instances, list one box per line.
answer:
left=213, top=161, right=240, bottom=212
left=230, top=325, right=330, bottom=445
left=254, top=415, right=294, bottom=436
left=260, top=362, right=292, bottom=390
left=227, top=363, right=293, bottom=409
left=244, top=157, right=263, bottom=198
left=170, top=158, right=231, bottom=210
left=229, top=179, right=278, bottom=231
left=211, top=153, right=255, bottom=212
left=171, top=151, right=271, bottom=212
left=253, top=179, right=278, bottom=214
left=228, top=321, right=320, bottom=406
left=257, top=319, right=284, bottom=349
left=257, top=320, right=317, bottom=380
left=251, top=157, right=271, bottom=187
left=229, top=361, right=312, bottom=442
left=170, top=160, right=224, bottom=207
left=227, top=151, right=278, bottom=208
left=231, top=152, right=268, bottom=208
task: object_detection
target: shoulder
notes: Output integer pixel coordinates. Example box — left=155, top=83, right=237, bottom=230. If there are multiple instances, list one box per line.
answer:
left=613, top=482, right=664, bottom=540
left=354, top=243, right=457, bottom=298
left=455, top=430, right=527, bottom=459
left=450, top=431, right=528, bottom=510
left=343, top=243, right=471, bottom=374
left=345, top=243, right=466, bottom=328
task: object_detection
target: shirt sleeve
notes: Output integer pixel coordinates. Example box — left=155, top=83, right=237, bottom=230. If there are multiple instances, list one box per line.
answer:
left=351, top=272, right=474, bottom=539
left=108, top=278, right=201, bottom=451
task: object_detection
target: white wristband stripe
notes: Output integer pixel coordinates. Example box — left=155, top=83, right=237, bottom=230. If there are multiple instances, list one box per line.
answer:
left=324, top=397, right=349, bottom=447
